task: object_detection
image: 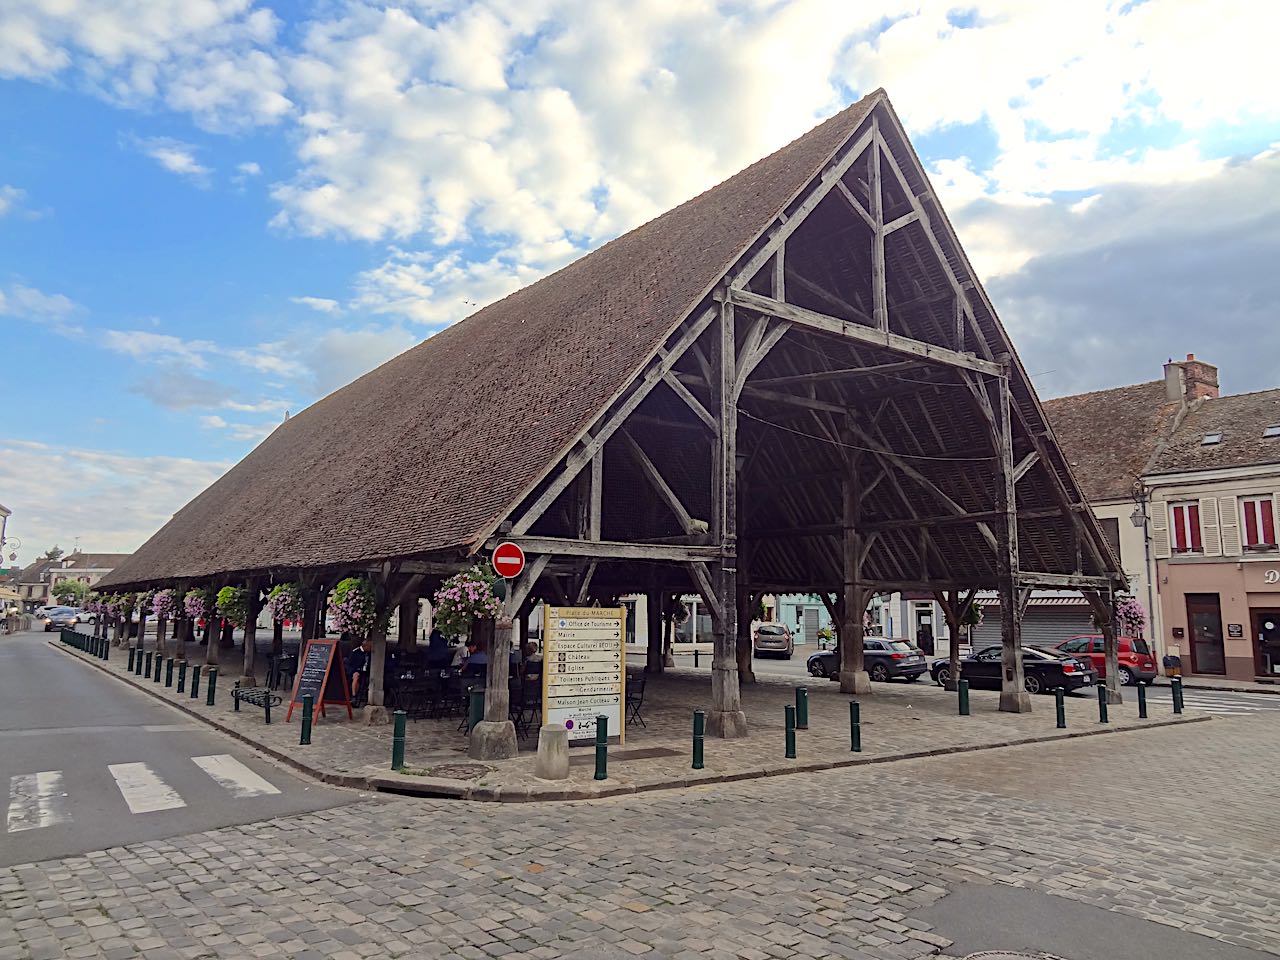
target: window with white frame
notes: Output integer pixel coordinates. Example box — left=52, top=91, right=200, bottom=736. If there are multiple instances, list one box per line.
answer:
left=1170, top=501, right=1202, bottom=553
left=1241, top=496, right=1277, bottom=550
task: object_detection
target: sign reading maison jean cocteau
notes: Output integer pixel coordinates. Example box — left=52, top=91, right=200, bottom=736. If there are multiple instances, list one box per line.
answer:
left=542, top=606, right=625, bottom=745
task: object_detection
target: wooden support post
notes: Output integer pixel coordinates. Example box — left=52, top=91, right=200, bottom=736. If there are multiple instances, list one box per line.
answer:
left=1084, top=589, right=1123, bottom=705
left=645, top=591, right=663, bottom=674
left=398, top=597, right=419, bottom=652
left=736, top=582, right=755, bottom=685
left=138, top=608, right=150, bottom=658
left=707, top=294, right=747, bottom=738
left=839, top=438, right=872, bottom=694
left=869, top=115, right=888, bottom=332
left=995, top=368, right=1031, bottom=713
left=241, top=579, right=261, bottom=688
left=469, top=611, right=518, bottom=760
left=153, top=616, right=166, bottom=661
left=663, top=594, right=676, bottom=668
left=179, top=615, right=192, bottom=662
left=935, top=590, right=961, bottom=692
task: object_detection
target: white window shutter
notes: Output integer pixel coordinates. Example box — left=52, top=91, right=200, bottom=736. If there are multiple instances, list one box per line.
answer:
left=1219, top=496, right=1241, bottom=555
left=1200, top=497, right=1222, bottom=556
left=1151, top=501, right=1171, bottom=559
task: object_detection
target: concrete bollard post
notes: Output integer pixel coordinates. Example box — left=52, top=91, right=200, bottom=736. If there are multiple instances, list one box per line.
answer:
left=1096, top=683, right=1109, bottom=723
left=594, top=715, right=609, bottom=781
left=958, top=678, right=970, bottom=716
left=849, top=700, right=862, bottom=752
left=391, top=710, right=407, bottom=769
left=1055, top=687, right=1066, bottom=728
left=692, top=709, right=705, bottom=770
left=784, top=704, right=797, bottom=759
left=300, top=694, right=313, bottom=745
left=206, top=669, right=218, bottom=706
left=534, top=724, right=569, bottom=780
left=795, top=686, right=809, bottom=730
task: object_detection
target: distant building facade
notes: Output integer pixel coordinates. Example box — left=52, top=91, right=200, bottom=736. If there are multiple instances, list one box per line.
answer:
left=18, top=552, right=132, bottom=610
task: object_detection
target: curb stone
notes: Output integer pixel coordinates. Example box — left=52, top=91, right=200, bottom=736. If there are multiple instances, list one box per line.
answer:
left=51, top=639, right=1211, bottom=803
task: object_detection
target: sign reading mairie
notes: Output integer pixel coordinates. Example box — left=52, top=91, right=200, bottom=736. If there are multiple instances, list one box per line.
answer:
left=542, top=606, right=625, bottom=746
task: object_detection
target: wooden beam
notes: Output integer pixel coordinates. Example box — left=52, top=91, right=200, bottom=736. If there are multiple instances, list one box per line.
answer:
left=835, top=179, right=876, bottom=230
left=619, top=429, right=698, bottom=534
left=1018, top=571, right=1117, bottom=590
left=734, top=320, right=792, bottom=399
left=1012, top=450, right=1039, bottom=484
left=489, top=537, right=720, bottom=563
left=685, top=561, right=724, bottom=625
left=752, top=360, right=920, bottom=388
left=883, top=210, right=920, bottom=235
left=869, top=117, right=888, bottom=332
left=511, top=306, right=716, bottom=535
left=575, top=561, right=597, bottom=603
left=726, top=288, right=1002, bottom=376
left=662, top=371, right=719, bottom=435
left=783, top=267, right=873, bottom=324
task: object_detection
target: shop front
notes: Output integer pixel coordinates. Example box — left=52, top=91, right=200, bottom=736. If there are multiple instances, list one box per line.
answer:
left=1160, top=559, right=1280, bottom=681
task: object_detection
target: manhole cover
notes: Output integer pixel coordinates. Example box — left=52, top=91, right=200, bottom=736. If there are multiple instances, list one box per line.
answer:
left=425, top=763, right=490, bottom=780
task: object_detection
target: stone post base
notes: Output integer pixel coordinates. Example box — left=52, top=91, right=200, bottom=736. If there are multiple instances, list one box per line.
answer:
left=469, top=719, right=518, bottom=760
left=663, top=651, right=675, bottom=668
left=534, top=724, right=569, bottom=780
left=839, top=670, right=872, bottom=694
left=361, top=705, right=390, bottom=725
left=1105, top=687, right=1124, bottom=705
left=999, top=690, right=1033, bottom=713
left=943, top=678, right=959, bottom=692
left=705, top=709, right=749, bottom=738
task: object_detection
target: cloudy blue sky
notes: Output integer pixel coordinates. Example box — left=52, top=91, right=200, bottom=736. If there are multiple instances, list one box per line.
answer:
left=3, top=0, right=1279, bottom=560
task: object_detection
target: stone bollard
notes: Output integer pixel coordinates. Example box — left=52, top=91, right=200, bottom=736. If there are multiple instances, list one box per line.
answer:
left=534, top=724, right=569, bottom=780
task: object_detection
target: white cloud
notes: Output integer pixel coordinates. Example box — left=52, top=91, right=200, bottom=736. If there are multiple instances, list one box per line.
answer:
left=236, top=161, right=262, bottom=178
left=0, top=185, right=24, bottom=217
left=199, top=414, right=228, bottom=429
left=101, top=329, right=216, bottom=368
left=290, top=295, right=340, bottom=313
left=0, top=283, right=82, bottom=334
left=0, top=438, right=231, bottom=556
left=131, top=136, right=211, bottom=182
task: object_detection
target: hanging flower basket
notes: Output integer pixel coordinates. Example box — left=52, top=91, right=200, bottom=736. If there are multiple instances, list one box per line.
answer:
left=1114, top=596, right=1147, bottom=636
left=185, top=588, right=215, bottom=621
left=151, top=589, right=177, bottom=620
left=328, top=577, right=377, bottom=637
left=266, top=582, right=303, bottom=623
left=960, top=602, right=984, bottom=627
left=432, top=566, right=500, bottom=639
left=216, top=586, right=250, bottom=628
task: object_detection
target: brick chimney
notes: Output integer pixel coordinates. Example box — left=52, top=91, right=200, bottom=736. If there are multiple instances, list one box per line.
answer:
left=1164, top=353, right=1219, bottom=403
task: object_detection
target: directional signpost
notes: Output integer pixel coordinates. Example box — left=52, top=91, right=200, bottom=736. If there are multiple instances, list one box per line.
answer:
left=542, top=606, right=626, bottom=746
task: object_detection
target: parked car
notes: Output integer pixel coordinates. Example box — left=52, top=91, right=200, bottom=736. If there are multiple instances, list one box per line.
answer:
left=68, top=608, right=95, bottom=626
left=807, top=638, right=928, bottom=682
left=753, top=622, right=794, bottom=659
left=39, top=606, right=79, bottom=631
left=930, top=644, right=1097, bottom=694
left=1054, top=635, right=1157, bottom=686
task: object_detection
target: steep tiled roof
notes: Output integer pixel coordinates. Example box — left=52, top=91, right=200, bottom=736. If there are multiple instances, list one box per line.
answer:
left=1042, top=381, right=1177, bottom=501
left=1151, top=387, right=1280, bottom=474
left=64, top=553, right=130, bottom=570
left=101, top=93, right=882, bottom=588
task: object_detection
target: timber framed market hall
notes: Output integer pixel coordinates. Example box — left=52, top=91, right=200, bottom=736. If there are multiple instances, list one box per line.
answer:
left=101, top=89, right=1128, bottom=759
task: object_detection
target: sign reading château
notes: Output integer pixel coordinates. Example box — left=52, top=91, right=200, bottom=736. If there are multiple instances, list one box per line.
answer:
left=542, top=606, right=625, bottom=746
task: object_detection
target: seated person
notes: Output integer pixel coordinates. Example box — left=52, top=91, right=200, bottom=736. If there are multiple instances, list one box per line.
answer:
left=425, top=628, right=452, bottom=670
left=519, top=641, right=542, bottom=679
left=462, top=639, right=488, bottom=678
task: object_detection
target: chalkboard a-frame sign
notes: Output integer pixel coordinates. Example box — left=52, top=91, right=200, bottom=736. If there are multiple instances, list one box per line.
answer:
left=286, top=637, right=353, bottom=721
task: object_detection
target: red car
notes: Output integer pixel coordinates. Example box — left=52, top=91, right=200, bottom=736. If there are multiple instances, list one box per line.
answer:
left=1055, top=635, right=1158, bottom=686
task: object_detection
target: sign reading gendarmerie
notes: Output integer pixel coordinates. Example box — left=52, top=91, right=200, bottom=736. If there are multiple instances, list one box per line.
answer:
left=543, top=606, right=625, bottom=746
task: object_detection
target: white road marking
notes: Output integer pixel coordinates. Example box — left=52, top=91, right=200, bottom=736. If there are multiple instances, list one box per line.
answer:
left=108, top=763, right=186, bottom=814
left=6, top=772, right=71, bottom=833
left=191, top=755, right=281, bottom=798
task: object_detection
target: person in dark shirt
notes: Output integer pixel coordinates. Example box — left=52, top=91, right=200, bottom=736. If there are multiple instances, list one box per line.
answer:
left=346, top=638, right=373, bottom=701
left=425, top=628, right=451, bottom=670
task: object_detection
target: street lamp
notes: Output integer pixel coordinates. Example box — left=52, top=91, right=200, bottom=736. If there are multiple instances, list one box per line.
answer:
left=1129, top=506, right=1144, bottom=528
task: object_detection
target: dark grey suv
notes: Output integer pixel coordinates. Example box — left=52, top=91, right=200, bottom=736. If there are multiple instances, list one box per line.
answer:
left=806, top=638, right=928, bottom=682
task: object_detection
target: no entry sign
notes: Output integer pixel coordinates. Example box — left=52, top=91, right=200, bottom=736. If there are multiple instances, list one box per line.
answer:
left=492, top=541, right=526, bottom=579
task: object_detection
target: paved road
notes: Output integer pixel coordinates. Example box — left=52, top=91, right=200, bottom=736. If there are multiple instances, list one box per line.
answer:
left=0, top=631, right=348, bottom=868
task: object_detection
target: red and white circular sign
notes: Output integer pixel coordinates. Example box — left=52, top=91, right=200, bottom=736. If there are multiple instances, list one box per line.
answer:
left=491, top=541, right=526, bottom=579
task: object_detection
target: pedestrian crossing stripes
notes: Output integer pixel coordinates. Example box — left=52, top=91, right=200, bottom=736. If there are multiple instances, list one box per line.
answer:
left=1143, top=691, right=1280, bottom=716
left=6, top=756, right=282, bottom=833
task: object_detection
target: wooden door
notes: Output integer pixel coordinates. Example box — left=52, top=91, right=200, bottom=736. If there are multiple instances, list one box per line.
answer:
left=1186, top=593, right=1225, bottom=675
left=1252, top=610, right=1280, bottom=677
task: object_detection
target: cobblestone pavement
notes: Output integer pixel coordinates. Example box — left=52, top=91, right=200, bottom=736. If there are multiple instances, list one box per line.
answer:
left=50, top=637, right=1200, bottom=800
left=2, top=700, right=1276, bottom=959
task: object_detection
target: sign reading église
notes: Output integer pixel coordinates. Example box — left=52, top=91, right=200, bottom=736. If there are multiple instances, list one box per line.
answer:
left=542, top=606, right=625, bottom=746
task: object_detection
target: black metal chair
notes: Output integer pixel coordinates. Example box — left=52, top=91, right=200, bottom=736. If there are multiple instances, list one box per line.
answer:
left=626, top=677, right=646, bottom=727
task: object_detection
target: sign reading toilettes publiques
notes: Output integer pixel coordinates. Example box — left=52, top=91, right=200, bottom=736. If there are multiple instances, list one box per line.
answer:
left=542, top=606, right=626, bottom=746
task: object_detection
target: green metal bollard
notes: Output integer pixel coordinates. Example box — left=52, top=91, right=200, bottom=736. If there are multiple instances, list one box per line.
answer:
left=784, top=704, right=797, bottom=759
left=958, top=678, right=970, bottom=716
left=795, top=686, right=809, bottom=730
left=694, top=648, right=700, bottom=668
left=134, top=648, right=143, bottom=675
left=849, top=700, right=862, bottom=752
left=165, top=658, right=174, bottom=688
left=101, top=636, right=109, bottom=661
left=692, top=709, right=705, bottom=770
left=1055, top=687, right=1066, bottom=728
left=154, top=655, right=162, bottom=682
left=468, top=689, right=485, bottom=732
left=1138, top=683, right=1148, bottom=719
left=128, top=648, right=136, bottom=672
left=1096, top=683, right=1109, bottom=723
left=300, top=693, right=313, bottom=745
left=177, top=661, right=187, bottom=693
left=144, top=652, right=153, bottom=677
left=1171, top=676, right=1184, bottom=714
left=391, top=710, right=407, bottom=769
left=206, top=669, right=218, bottom=706
left=190, top=665, right=201, bottom=699
left=594, top=715, right=609, bottom=781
